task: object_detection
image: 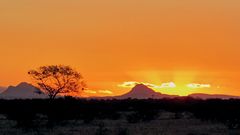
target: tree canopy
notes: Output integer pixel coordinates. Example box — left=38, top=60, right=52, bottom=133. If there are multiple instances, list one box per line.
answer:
left=28, top=65, right=86, bottom=99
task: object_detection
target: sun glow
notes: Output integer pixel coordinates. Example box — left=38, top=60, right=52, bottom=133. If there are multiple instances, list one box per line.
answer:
left=186, top=83, right=211, bottom=89
left=118, top=81, right=211, bottom=96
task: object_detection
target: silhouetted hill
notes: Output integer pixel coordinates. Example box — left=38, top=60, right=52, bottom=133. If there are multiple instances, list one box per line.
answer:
left=92, top=84, right=240, bottom=100
left=97, top=84, right=176, bottom=99
left=1, top=83, right=240, bottom=100
left=0, top=82, right=47, bottom=99
left=189, top=93, right=240, bottom=99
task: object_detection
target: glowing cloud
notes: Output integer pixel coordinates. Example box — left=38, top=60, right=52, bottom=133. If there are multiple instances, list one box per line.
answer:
left=186, top=83, right=211, bottom=89
left=84, top=89, right=113, bottom=95
left=84, top=90, right=97, bottom=94
left=118, top=81, right=176, bottom=89
left=118, top=81, right=140, bottom=88
left=98, top=90, right=113, bottom=95
left=160, top=82, right=176, bottom=88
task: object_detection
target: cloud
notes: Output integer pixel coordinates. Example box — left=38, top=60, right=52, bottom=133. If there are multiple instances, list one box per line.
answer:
left=118, top=81, right=139, bottom=88
left=160, top=82, right=176, bottom=88
left=84, top=90, right=97, bottom=94
left=98, top=90, right=113, bottom=95
left=118, top=81, right=176, bottom=89
left=186, top=83, right=211, bottom=89
left=119, top=81, right=211, bottom=90
left=118, top=81, right=159, bottom=88
left=84, top=89, right=113, bottom=95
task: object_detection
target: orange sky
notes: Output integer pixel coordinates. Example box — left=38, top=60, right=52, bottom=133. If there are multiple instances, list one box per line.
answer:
left=0, top=0, right=240, bottom=96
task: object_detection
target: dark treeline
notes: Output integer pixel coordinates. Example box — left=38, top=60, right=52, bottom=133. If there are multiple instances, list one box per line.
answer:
left=0, top=97, right=240, bottom=129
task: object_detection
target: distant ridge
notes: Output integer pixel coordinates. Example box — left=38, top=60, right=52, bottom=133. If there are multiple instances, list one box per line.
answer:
left=189, top=93, right=240, bottom=100
left=93, top=84, right=178, bottom=100
left=92, top=84, right=240, bottom=100
left=0, top=86, right=6, bottom=93
left=0, top=82, right=47, bottom=99
left=1, top=83, right=240, bottom=100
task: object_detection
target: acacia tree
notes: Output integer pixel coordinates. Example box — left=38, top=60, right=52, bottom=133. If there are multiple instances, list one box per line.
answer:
left=28, top=65, right=86, bottom=100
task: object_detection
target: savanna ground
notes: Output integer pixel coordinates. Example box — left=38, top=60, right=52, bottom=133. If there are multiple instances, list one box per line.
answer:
left=0, top=98, right=240, bottom=135
left=0, top=114, right=237, bottom=135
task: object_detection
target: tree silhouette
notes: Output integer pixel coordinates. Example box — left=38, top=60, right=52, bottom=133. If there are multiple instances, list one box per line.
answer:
left=28, top=65, right=86, bottom=100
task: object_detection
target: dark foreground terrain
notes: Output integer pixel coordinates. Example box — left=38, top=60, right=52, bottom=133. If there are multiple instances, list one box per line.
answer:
left=0, top=97, right=240, bottom=135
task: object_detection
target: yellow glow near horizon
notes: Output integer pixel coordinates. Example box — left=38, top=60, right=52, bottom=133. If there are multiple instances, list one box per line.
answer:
left=187, top=83, right=211, bottom=89
left=118, top=81, right=212, bottom=96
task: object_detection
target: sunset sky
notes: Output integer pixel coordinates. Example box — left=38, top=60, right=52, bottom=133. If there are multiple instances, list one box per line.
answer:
left=1, top=0, right=240, bottom=96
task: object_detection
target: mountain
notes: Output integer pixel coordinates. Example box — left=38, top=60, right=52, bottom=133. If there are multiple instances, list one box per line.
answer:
left=189, top=93, right=240, bottom=100
left=93, top=84, right=240, bottom=100
left=0, top=82, right=47, bottom=99
left=2, top=82, right=239, bottom=100
left=117, top=84, right=240, bottom=99
left=0, top=87, right=7, bottom=93
left=115, top=84, right=177, bottom=99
